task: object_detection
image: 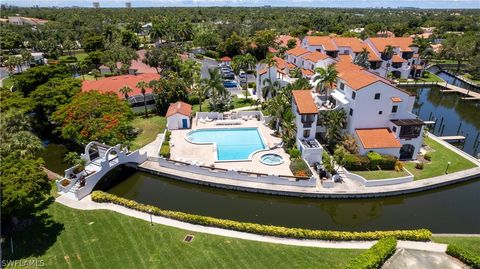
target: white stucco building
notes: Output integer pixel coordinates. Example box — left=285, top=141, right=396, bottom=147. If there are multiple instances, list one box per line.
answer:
left=166, top=101, right=192, bottom=130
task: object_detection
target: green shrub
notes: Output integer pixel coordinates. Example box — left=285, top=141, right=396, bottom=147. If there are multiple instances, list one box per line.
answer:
left=195, top=54, right=204, bottom=59
left=424, top=153, right=432, bottom=161
left=160, top=143, right=170, bottom=158
left=187, top=95, right=200, bottom=105
left=91, top=191, right=432, bottom=241
left=61, top=56, right=78, bottom=63
left=288, top=147, right=301, bottom=159
left=344, top=154, right=370, bottom=171
left=378, top=155, right=397, bottom=170
left=367, top=151, right=383, bottom=170
left=164, top=130, right=171, bottom=141
left=289, top=158, right=312, bottom=177
left=248, top=82, right=256, bottom=89
left=205, top=50, right=219, bottom=59
left=343, top=237, right=397, bottom=269
left=446, top=244, right=480, bottom=269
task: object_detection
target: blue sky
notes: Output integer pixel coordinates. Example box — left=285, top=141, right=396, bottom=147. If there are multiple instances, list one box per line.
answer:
left=5, top=0, right=480, bottom=8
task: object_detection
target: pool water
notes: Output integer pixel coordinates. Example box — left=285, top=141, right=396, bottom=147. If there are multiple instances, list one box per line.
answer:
left=260, top=154, right=284, bottom=165
left=186, top=128, right=266, bottom=161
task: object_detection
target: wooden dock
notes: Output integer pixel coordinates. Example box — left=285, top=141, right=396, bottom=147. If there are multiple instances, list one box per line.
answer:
left=438, top=135, right=466, bottom=142
left=397, top=81, right=480, bottom=101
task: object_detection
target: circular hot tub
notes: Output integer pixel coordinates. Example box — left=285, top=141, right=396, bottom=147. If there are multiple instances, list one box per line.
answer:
left=260, top=153, right=284, bottom=166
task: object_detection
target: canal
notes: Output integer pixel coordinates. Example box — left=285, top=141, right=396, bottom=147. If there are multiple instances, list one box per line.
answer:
left=40, top=86, right=480, bottom=233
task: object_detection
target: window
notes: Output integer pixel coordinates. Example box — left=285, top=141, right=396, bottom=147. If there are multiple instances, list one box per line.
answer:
left=316, top=49, right=321, bottom=52
left=303, top=129, right=310, bottom=138
left=311, top=64, right=314, bottom=70
left=378, top=111, right=383, bottom=115
left=374, top=93, right=381, bottom=100
left=392, top=126, right=397, bottom=132
left=351, top=91, right=356, bottom=100
left=294, top=58, right=296, bottom=64
left=349, top=108, right=353, bottom=116
left=391, top=105, right=398, bottom=113
left=343, top=50, right=349, bottom=54
left=340, top=83, right=345, bottom=91
left=399, top=125, right=422, bottom=139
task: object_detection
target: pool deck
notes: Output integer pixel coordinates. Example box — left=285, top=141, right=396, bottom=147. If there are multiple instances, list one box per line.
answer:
left=169, top=119, right=294, bottom=176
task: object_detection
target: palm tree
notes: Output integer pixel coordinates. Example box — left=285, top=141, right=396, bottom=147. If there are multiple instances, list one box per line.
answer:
left=20, top=49, right=33, bottom=69
left=91, top=69, right=101, bottom=80
left=261, top=54, right=276, bottom=100
left=232, top=53, right=257, bottom=100
left=382, top=45, right=394, bottom=78
left=202, top=69, right=226, bottom=111
left=280, top=109, right=296, bottom=148
left=318, top=109, right=347, bottom=148
left=262, top=78, right=281, bottom=100
left=119, top=86, right=133, bottom=99
left=192, top=79, right=209, bottom=112
left=136, top=81, right=149, bottom=118
left=313, top=64, right=337, bottom=97
left=78, top=61, right=90, bottom=80
left=353, top=48, right=370, bottom=68
left=412, top=37, right=432, bottom=77
left=180, top=59, right=201, bottom=89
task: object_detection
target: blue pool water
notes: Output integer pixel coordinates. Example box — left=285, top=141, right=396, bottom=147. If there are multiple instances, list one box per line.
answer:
left=186, top=128, right=266, bottom=161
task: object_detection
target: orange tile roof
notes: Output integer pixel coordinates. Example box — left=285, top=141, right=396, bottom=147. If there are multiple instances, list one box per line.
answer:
left=273, top=56, right=288, bottom=70
left=368, top=37, right=414, bottom=52
left=285, top=47, right=310, bottom=57
left=304, top=36, right=338, bottom=51
left=336, top=61, right=381, bottom=90
left=82, top=73, right=160, bottom=99
left=391, top=97, right=402, bottom=103
left=363, top=43, right=381, bottom=61
left=287, top=62, right=297, bottom=69
left=259, top=69, right=268, bottom=75
left=221, top=56, right=232, bottom=61
left=301, top=51, right=330, bottom=62
left=276, top=35, right=301, bottom=48
left=356, top=128, right=401, bottom=149
left=300, top=68, right=315, bottom=77
left=332, top=37, right=365, bottom=52
left=338, top=54, right=353, bottom=62
left=392, top=54, right=407, bottom=63
left=292, top=90, right=318, bottom=114
left=166, top=101, right=192, bottom=117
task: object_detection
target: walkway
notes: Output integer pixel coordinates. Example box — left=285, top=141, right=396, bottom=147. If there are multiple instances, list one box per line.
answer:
left=55, top=195, right=450, bottom=252
left=139, top=132, right=164, bottom=157
left=382, top=249, right=468, bottom=269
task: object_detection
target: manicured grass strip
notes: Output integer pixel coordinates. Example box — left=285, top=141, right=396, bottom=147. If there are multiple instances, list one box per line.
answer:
left=432, top=236, right=480, bottom=256
left=192, top=99, right=211, bottom=113
left=231, top=96, right=256, bottom=109
left=1, top=76, right=15, bottom=89
left=130, top=116, right=166, bottom=150
left=342, top=237, right=397, bottom=269
left=351, top=170, right=410, bottom=180
left=2, top=202, right=363, bottom=269
left=405, top=136, right=477, bottom=180
left=92, top=191, right=432, bottom=241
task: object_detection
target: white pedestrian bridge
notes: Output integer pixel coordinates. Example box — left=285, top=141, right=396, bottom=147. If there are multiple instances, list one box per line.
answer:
left=56, top=141, right=147, bottom=200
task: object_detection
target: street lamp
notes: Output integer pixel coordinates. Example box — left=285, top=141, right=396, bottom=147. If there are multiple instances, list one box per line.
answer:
left=148, top=209, right=153, bottom=226
left=445, top=161, right=451, bottom=174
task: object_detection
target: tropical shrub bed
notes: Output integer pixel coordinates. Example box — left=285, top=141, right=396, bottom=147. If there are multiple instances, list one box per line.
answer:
left=343, top=237, right=397, bottom=269
left=159, top=130, right=171, bottom=158
left=345, top=153, right=397, bottom=171
left=289, top=158, right=312, bottom=177
left=446, top=244, right=480, bottom=269
left=91, top=191, right=432, bottom=241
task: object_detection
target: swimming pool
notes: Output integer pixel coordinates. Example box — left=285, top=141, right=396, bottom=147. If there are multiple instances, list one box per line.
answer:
left=186, top=128, right=266, bottom=161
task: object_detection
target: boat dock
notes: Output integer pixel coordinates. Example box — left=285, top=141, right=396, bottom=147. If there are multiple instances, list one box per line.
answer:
left=397, top=81, right=480, bottom=101
left=438, top=136, right=466, bottom=142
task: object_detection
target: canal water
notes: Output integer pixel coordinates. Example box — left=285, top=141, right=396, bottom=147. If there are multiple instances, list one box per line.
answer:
left=428, top=65, right=479, bottom=90
left=41, top=86, right=480, bottom=233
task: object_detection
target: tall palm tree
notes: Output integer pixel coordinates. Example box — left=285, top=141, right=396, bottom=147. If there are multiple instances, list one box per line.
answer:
left=191, top=76, right=208, bottom=112
left=202, top=69, right=226, bottom=111
left=261, top=54, right=276, bottom=100
left=180, top=59, right=201, bottom=89
left=136, top=81, right=149, bottom=118
left=119, top=86, right=133, bottom=99
left=413, top=37, right=432, bottom=76
left=382, top=45, right=394, bottom=78
left=313, top=64, right=337, bottom=97
left=262, top=78, right=281, bottom=100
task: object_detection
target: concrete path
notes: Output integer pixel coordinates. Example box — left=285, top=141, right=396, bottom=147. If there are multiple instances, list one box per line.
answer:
left=139, top=133, right=164, bottom=157
left=382, top=249, right=468, bottom=269
left=56, top=195, right=451, bottom=253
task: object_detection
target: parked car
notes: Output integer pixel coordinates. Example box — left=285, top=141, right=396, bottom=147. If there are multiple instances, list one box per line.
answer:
left=223, top=80, right=238, bottom=88
left=221, top=67, right=233, bottom=73
left=222, top=72, right=235, bottom=80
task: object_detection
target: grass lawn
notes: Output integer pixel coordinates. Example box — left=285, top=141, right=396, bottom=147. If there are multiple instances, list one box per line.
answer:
left=351, top=169, right=410, bottom=180
left=417, top=71, right=445, bottom=83
left=130, top=116, right=166, bottom=150
left=405, top=137, right=477, bottom=180
left=432, top=236, right=480, bottom=254
left=192, top=99, right=211, bottom=113
left=59, top=52, right=88, bottom=62
left=232, top=96, right=256, bottom=109
left=2, top=202, right=363, bottom=269
left=430, top=59, right=461, bottom=65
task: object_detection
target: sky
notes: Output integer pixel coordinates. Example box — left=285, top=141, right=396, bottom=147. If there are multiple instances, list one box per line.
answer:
left=4, top=0, right=480, bottom=8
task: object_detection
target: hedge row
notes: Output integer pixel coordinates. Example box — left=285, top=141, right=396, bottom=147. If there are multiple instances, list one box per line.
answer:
left=446, top=244, right=480, bottom=269
left=159, top=130, right=171, bottom=158
left=91, top=191, right=432, bottom=241
left=343, top=237, right=397, bottom=269
left=345, top=153, right=397, bottom=171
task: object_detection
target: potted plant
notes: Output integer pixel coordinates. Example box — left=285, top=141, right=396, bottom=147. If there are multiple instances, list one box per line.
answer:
left=63, top=152, right=87, bottom=174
